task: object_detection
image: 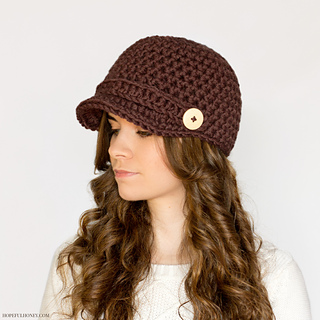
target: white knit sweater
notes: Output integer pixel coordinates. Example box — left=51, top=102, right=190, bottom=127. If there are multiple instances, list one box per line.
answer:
left=40, top=241, right=312, bottom=319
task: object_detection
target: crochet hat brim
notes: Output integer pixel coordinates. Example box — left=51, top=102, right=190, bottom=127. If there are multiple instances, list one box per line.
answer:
left=76, top=79, right=210, bottom=140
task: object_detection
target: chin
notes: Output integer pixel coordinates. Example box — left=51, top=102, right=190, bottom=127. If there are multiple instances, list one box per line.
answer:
left=118, top=190, right=143, bottom=202
left=119, top=195, right=139, bottom=201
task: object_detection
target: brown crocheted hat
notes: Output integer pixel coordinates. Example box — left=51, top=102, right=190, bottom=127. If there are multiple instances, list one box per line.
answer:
left=76, top=36, right=241, bottom=156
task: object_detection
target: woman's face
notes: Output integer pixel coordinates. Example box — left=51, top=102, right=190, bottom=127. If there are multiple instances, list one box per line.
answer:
left=108, top=113, right=185, bottom=204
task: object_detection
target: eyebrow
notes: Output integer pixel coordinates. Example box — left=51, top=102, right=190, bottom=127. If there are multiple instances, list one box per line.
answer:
left=106, top=114, right=117, bottom=122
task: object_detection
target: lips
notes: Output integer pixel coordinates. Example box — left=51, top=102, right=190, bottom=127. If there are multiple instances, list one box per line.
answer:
left=114, top=169, right=138, bottom=179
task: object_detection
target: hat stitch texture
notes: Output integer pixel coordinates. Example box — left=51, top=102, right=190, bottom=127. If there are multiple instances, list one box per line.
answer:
left=76, top=35, right=242, bottom=156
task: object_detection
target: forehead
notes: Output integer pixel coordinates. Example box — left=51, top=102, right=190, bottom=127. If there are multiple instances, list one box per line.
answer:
left=107, top=112, right=144, bottom=129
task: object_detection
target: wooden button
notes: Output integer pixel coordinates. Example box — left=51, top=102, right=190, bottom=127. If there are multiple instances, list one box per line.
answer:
left=183, top=108, right=204, bottom=130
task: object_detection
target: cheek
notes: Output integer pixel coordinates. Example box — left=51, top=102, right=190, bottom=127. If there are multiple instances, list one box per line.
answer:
left=144, top=143, right=170, bottom=175
left=147, top=154, right=181, bottom=188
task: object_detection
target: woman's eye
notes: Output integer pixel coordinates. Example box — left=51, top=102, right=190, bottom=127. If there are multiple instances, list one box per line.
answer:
left=110, top=129, right=120, bottom=136
left=137, top=131, right=152, bottom=138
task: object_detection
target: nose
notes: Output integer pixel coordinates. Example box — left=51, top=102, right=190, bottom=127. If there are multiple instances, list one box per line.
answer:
left=108, top=132, right=133, bottom=160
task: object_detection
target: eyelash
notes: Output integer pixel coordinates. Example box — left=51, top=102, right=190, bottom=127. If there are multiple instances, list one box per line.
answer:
left=110, top=129, right=152, bottom=138
left=137, top=130, right=152, bottom=137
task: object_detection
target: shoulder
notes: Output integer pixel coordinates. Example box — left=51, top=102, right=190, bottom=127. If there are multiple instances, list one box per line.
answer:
left=258, top=241, right=295, bottom=278
left=51, top=235, right=81, bottom=284
left=48, top=235, right=79, bottom=279
left=258, top=241, right=312, bottom=320
left=40, top=235, right=80, bottom=319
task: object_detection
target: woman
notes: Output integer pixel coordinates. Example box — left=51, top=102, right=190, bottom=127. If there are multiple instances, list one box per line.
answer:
left=40, top=36, right=311, bottom=319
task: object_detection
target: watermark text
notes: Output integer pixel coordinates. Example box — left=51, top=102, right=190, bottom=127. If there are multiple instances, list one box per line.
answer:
left=2, top=314, right=49, bottom=318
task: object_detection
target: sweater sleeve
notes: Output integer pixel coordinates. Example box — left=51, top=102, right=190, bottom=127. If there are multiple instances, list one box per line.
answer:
left=261, top=244, right=312, bottom=320
left=39, top=241, right=75, bottom=319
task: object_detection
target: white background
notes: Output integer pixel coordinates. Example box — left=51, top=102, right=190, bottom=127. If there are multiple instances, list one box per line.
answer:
left=0, top=0, right=319, bottom=319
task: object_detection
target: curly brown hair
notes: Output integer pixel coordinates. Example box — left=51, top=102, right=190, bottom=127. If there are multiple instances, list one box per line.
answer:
left=58, top=112, right=274, bottom=319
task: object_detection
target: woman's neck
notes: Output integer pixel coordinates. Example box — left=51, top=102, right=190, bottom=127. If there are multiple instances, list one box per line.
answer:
left=147, top=195, right=187, bottom=265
